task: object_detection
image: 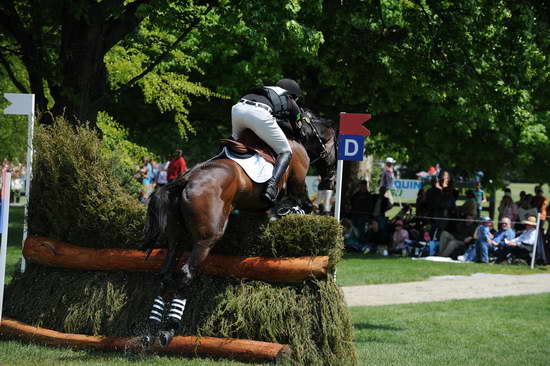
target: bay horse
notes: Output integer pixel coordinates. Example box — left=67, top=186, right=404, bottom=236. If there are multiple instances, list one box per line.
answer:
left=141, top=109, right=336, bottom=347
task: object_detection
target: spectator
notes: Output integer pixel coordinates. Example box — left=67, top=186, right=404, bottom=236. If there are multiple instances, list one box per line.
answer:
left=350, top=180, right=374, bottom=240
left=490, top=217, right=516, bottom=255
left=498, top=194, right=518, bottom=223
left=140, top=157, right=154, bottom=202
left=458, top=190, right=477, bottom=218
left=363, top=219, right=387, bottom=254
left=371, top=186, right=392, bottom=232
left=167, top=149, right=187, bottom=182
left=516, top=190, right=526, bottom=206
left=380, top=157, right=396, bottom=203
left=496, top=215, right=538, bottom=263
left=474, top=182, right=487, bottom=218
left=390, top=220, right=409, bottom=255
left=415, top=189, right=428, bottom=218
left=425, top=177, right=442, bottom=219
left=342, top=218, right=363, bottom=252
left=517, top=194, right=537, bottom=222
left=474, top=216, right=493, bottom=263
left=532, top=186, right=547, bottom=223
left=317, top=175, right=334, bottom=215
left=155, top=160, right=169, bottom=188
left=438, top=215, right=477, bottom=257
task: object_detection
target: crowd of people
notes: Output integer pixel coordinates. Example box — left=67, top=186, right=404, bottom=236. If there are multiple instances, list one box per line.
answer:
left=134, top=150, right=187, bottom=203
left=340, top=167, right=549, bottom=266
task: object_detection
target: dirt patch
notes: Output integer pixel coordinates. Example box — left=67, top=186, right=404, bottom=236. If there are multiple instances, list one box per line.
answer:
left=342, top=273, right=550, bottom=307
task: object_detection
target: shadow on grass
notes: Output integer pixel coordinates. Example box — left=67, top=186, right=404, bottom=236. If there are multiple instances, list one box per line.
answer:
left=354, top=322, right=404, bottom=332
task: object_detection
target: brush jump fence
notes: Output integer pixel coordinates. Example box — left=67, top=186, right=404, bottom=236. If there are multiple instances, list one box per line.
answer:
left=1, top=235, right=332, bottom=363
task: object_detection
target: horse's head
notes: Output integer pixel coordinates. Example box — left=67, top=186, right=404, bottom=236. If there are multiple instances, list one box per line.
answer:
left=300, top=109, right=337, bottom=190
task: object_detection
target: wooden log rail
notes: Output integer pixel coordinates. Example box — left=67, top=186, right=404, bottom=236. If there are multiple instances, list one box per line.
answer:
left=23, top=236, right=329, bottom=283
left=0, top=318, right=291, bottom=363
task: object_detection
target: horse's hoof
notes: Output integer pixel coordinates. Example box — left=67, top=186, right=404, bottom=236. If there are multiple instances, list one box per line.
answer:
left=141, top=334, right=155, bottom=350
left=158, top=329, right=175, bottom=347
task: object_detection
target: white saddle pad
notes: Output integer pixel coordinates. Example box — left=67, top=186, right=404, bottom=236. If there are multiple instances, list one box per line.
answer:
left=223, top=147, right=273, bottom=183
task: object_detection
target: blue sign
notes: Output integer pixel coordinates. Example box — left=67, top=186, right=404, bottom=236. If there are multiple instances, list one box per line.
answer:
left=337, top=134, right=365, bottom=161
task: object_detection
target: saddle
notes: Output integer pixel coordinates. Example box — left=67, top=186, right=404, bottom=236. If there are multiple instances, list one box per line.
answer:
left=220, top=129, right=277, bottom=165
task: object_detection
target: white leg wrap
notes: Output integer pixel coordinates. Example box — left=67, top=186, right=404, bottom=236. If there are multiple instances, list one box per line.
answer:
left=148, top=296, right=165, bottom=323
left=168, top=298, right=187, bottom=322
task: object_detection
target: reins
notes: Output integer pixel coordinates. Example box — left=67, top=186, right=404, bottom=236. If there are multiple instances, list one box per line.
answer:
left=300, top=116, right=332, bottom=165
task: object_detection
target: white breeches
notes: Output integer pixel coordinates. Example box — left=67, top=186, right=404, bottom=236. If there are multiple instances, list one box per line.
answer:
left=231, top=101, right=291, bottom=155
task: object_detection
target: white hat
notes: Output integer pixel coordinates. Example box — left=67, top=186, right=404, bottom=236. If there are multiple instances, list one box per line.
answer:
left=385, top=157, right=396, bottom=164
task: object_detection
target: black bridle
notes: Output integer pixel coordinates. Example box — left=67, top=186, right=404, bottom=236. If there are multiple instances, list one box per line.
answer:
left=299, top=115, right=337, bottom=180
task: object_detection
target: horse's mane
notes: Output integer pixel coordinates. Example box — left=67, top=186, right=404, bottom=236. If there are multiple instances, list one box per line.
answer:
left=302, top=108, right=337, bottom=131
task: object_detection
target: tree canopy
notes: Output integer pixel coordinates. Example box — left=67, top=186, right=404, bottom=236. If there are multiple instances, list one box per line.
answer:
left=1, top=0, right=549, bottom=183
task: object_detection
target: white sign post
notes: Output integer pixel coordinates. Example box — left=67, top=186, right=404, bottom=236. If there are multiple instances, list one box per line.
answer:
left=4, top=93, right=35, bottom=273
left=531, top=212, right=541, bottom=269
left=1, top=172, right=12, bottom=321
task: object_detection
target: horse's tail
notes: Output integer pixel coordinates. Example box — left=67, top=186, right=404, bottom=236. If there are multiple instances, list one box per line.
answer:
left=141, top=178, right=188, bottom=255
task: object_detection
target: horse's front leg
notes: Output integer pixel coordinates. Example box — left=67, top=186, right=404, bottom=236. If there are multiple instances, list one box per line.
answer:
left=158, top=204, right=231, bottom=347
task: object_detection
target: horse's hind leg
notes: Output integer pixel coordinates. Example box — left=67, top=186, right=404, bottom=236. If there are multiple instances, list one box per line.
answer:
left=142, top=238, right=178, bottom=348
left=158, top=198, right=231, bottom=347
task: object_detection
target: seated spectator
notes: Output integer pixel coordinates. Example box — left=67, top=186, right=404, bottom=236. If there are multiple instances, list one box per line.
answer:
left=491, top=217, right=516, bottom=246
left=363, top=219, right=387, bottom=254
left=496, top=216, right=538, bottom=263
left=498, top=194, right=518, bottom=223
left=458, top=190, right=477, bottom=218
left=438, top=215, right=477, bottom=257
left=390, top=220, right=410, bottom=255
left=342, top=218, right=363, bottom=252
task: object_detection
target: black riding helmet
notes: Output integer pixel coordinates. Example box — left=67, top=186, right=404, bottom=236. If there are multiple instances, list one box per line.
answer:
left=276, top=78, right=301, bottom=99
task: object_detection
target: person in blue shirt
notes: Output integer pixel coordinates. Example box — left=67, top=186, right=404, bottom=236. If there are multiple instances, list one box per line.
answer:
left=468, top=216, right=493, bottom=263
left=474, top=182, right=486, bottom=218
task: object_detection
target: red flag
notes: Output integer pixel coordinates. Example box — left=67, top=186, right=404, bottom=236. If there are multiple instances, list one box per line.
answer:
left=339, top=113, right=371, bottom=136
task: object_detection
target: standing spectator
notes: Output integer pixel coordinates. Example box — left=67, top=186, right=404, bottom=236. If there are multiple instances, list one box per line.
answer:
left=167, top=149, right=187, bottom=182
left=140, top=157, right=154, bottom=202
left=474, top=182, right=487, bottom=218
left=341, top=218, right=362, bottom=252
left=532, top=186, right=547, bottom=223
left=155, top=160, right=169, bottom=188
left=372, top=186, right=392, bottom=232
left=474, top=216, right=493, bottom=263
left=458, top=190, right=477, bottom=218
left=517, top=194, right=537, bottom=222
left=516, top=190, right=526, bottom=207
left=498, top=194, right=518, bottom=223
left=380, top=157, right=396, bottom=204
left=350, top=180, right=374, bottom=240
left=317, top=175, right=334, bottom=215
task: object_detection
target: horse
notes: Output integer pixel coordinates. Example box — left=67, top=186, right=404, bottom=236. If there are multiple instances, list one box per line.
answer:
left=140, top=109, right=337, bottom=347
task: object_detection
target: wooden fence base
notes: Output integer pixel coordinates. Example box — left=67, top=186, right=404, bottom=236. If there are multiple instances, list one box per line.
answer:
left=23, top=236, right=329, bottom=282
left=0, top=318, right=291, bottom=363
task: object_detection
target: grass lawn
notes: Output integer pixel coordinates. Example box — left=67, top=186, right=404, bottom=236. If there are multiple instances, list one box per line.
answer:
left=1, top=294, right=549, bottom=365
left=353, top=293, right=550, bottom=366
left=336, top=253, right=549, bottom=287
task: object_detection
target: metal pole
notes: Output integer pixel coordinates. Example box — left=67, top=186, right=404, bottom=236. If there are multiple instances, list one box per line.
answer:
left=1, top=172, right=12, bottom=321
left=531, top=212, right=541, bottom=269
left=334, top=160, right=344, bottom=222
left=20, top=96, right=35, bottom=273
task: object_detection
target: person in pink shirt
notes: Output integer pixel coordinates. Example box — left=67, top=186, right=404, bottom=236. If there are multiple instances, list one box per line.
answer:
left=391, top=220, right=410, bottom=255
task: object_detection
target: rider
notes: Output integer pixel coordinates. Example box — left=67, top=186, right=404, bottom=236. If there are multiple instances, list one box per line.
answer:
left=231, top=78, right=303, bottom=206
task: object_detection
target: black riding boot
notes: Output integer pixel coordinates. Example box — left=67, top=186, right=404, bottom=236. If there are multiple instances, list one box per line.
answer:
left=262, top=151, right=292, bottom=206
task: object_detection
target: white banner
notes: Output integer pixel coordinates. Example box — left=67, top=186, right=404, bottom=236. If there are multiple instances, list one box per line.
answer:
left=391, top=179, right=423, bottom=201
